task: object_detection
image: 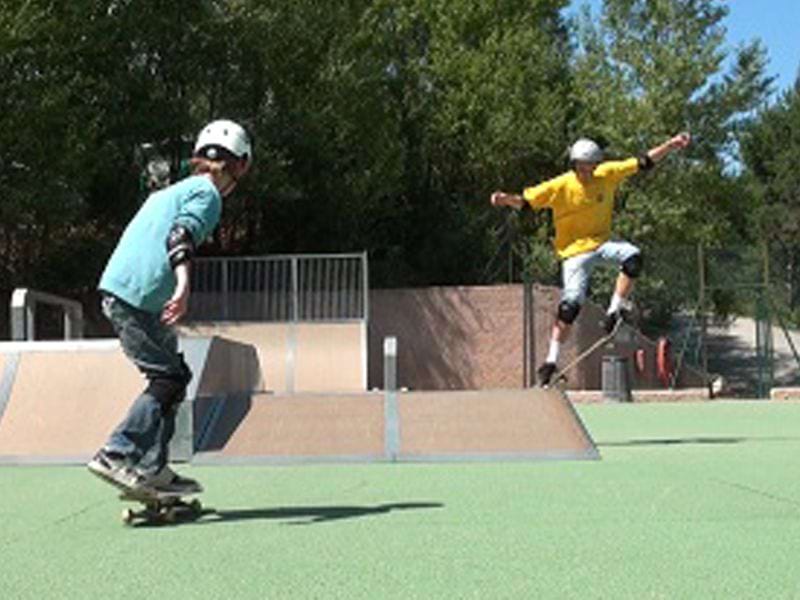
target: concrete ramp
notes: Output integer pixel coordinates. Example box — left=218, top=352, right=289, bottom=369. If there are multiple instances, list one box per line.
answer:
left=0, top=337, right=260, bottom=464
left=193, top=388, right=598, bottom=464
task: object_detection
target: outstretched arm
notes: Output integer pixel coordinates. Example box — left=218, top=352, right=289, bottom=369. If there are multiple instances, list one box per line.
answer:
left=644, top=132, right=692, bottom=165
left=490, top=191, right=526, bottom=210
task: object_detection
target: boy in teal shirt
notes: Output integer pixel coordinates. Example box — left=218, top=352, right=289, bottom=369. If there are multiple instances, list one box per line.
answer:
left=88, top=120, right=252, bottom=494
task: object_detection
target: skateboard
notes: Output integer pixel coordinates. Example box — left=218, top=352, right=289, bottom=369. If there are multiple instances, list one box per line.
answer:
left=119, top=488, right=203, bottom=526
left=548, top=316, right=624, bottom=387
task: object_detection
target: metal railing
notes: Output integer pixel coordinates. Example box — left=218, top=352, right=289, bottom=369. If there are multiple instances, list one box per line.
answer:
left=188, top=252, right=369, bottom=323
left=10, top=288, right=84, bottom=341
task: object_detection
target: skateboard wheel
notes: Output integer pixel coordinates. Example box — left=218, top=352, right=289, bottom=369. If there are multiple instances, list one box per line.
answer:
left=163, top=508, right=177, bottom=523
left=122, top=508, right=135, bottom=525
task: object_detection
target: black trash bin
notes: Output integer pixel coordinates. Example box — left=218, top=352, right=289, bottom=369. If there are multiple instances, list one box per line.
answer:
left=602, top=355, right=631, bottom=402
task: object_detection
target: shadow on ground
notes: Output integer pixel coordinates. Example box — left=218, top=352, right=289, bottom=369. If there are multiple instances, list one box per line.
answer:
left=133, top=502, right=444, bottom=528
left=598, top=435, right=800, bottom=448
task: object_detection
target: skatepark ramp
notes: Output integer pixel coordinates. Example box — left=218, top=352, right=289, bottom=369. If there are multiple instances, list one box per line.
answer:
left=0, top=336, right=260, bottom=464
left=182, top=254, right=369, bottom=394
left=0, top=339, right=597, bottom=463
left=192, top=388, right=598, bottom=464
left=179, top=322, right=366, bottom=394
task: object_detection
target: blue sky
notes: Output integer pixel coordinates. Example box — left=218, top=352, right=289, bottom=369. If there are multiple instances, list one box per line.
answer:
left=567, top=0, right=799, bottom=97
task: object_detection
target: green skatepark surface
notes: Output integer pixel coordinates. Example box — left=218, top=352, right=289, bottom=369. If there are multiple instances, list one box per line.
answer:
left=2, top=401, right=800, bottom=599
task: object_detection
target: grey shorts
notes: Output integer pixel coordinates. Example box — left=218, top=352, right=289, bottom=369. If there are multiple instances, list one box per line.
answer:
left=560, top=240, right=640, bottom=305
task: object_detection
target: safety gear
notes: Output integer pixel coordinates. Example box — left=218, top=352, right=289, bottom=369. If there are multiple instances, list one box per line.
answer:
left=166, top=224, right=196, bottom=270
left=569, top=138, right=603, bottom=164
left=557, top=299, right=582, bottom=324
left=621, top=253, right=643, bottom=278
left=145, top=362, right=192, bottom=409
left=193, top=119, right=252, bottom=164
left=638, top=153, right=655, bottom=171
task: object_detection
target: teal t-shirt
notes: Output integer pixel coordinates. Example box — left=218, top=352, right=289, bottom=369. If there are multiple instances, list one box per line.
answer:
left=99, top=175, right=221, bottom=313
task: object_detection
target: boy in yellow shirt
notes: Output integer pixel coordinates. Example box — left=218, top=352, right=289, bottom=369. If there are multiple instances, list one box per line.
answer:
left=491, top=133, right=691, bottom=385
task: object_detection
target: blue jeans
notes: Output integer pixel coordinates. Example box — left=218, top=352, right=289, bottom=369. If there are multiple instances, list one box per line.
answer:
left=101, top=294, right=191, bottom=475
left=561, top=240, right=641, bottom=305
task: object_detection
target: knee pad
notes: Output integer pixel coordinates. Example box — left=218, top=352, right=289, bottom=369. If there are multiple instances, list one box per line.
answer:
left=557, top=300, right=582, bottom=325
left=621, top=253, right=643, bottom=278
left=145, top=371, right=190, bottom=409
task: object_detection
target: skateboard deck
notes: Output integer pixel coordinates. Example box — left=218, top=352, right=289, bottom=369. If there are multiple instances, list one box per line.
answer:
left=118, top=488, right=203, bottom=526
left=548, top=317, right=624, bottom=388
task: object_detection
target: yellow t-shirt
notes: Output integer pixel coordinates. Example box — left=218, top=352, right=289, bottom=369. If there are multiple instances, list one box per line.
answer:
left=522, top=158, right=639, bottom=259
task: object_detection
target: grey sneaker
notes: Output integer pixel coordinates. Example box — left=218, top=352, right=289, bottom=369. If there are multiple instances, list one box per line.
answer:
left=147, top=465, right=203, bottom=495
left=87, top=449, right=149, bottom=492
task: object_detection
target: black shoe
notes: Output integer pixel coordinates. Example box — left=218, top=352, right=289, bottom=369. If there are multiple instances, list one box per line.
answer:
left=147, top=466, right=203, bottom=495
left=602, top=308, right=630, bottom=335
left=537, top=362, right=557, bottom=387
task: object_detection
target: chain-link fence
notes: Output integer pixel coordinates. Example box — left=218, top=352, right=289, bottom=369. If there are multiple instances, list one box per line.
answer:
left=637, top=242, right=800, bottom=397
left=502, top=234, right=800, bottom=397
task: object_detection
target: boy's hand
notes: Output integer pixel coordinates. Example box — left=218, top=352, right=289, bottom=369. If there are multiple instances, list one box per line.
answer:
left=670, top=132, right=691, bottom=150
left=162, top=262, right=191, bottom=325
left=161, top=288, right=189, bottom=325
left=491, top=191, right=523, bottom=208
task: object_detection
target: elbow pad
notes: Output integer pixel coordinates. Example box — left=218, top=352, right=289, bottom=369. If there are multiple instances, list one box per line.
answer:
left=166, top=225, right=196, bottom=269
left=638, top=154, right=655, bottom=171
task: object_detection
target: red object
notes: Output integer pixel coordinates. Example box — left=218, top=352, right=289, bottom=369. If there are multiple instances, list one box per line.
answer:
left=656, top=337, right=673, bottom=387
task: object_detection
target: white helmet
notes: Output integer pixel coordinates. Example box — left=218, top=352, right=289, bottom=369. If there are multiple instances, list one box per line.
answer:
left=569, top=138, right=603, bottom=163
left=194, top=119, right=252, bottom=164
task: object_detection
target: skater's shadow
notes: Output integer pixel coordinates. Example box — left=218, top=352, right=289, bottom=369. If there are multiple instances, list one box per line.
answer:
left=213, top=502, right=444, bottom=525
left=195, top=501, right=444, bottom=526
left=597, top=435, right=800, bottom=448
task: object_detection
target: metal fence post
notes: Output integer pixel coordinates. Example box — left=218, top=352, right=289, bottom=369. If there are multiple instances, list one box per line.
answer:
left=221, top=260, right=230, bottom=321
left=286, top=256, right=300, bottom=394
left=383, top=336, right=399, bottom=460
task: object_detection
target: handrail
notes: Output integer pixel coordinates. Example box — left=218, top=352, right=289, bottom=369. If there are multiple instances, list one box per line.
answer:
left=10, top=288, right=84, bottom=341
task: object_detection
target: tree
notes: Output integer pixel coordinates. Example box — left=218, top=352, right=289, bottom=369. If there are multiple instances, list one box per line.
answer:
left=740, top=77, right=800, bottom=314
left=0, top=1, right=241, bottom=294
left=348, top=0, right=573, bottom=285
left=218, top=0, right=574, bottom=287
left=569, top=0, right=773, bottom=326
left=0, top=0, right=778, bottom=328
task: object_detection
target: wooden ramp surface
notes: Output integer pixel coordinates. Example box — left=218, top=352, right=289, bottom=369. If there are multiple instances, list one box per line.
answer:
left=0, top=339, right=597, bottom=464
left=193, top=388, right=599, bottom=464
left=0, top=337, right=260, bottom=464
left=0, top=342, right=139, bottom=462
left=398, top=388, right=597, bottom=460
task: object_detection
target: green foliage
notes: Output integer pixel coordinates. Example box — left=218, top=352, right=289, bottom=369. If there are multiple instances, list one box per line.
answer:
left=568, top=0, right=772, bottom=321
left=0, top=0, right=785, bottom=335
left=740, top=79, right=800, bottom=318
left=740, top=80, right=800, bottom=240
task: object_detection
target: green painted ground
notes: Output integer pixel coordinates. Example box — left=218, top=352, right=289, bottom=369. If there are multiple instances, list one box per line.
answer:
left=3, top=401, right=800, bottom=599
